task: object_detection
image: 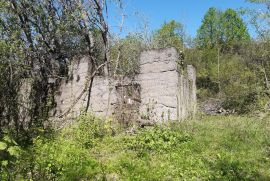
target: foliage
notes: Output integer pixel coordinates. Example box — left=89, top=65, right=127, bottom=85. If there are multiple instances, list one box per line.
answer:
left=1, top=114, right=270, bottom=180
left=152, top=20, right=184, bottom=51
left=186, top=42, right=270, bottom=113
left=0, top=0, right=119, bottom=144
left=245, top=0, right=270, bottom=39
left=197, top=7, right=222, bottom=48
left=197, top=7, right=250, bottom=51
left=14, top=114, right=118, bottom=180
left=127, top=127, right=192, bottom=152
left=0, top=134, right=21, bottom=181
left=190, top=7, right=269, bottom=113
left=110, top=33, right=145, bottom=77
left=0, top=2, right=270, bottom=180
left=24, top=136, right=100, bottom=180
left=221, top=8, right=250, bottom=50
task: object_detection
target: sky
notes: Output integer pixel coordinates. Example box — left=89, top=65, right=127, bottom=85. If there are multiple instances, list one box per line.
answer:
left=108, top=0, right=264, bottom=38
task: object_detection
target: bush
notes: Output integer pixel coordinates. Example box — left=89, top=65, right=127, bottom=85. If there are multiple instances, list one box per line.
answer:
left=16, top=114, right=118, bottom=180
left=127, top=127, right=192, bottom=152
left=28, top=136, right=100, bottom=180
left=0, top=134, right=21, bottom=181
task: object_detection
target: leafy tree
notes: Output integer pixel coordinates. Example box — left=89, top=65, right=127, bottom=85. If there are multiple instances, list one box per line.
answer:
left=197, top=7, right=222, bottom=48
left=197, top=8, right=250, bottom=51
left=221, top=8, right=250, bottom=51
left=152, top=20, right=184, bottom=50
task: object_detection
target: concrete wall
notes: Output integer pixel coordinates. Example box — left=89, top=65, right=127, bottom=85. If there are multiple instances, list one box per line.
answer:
left=49, top=48, right=196, bottom=126
left=138, top=48, right=179, bottom=122
left=54, top=57, right=89, bottom=118
left=18, top=79, right=32, bottom=129
left=138, top=48, right=197, bottom=122
left=53, top=57, right=119, bottom=125
left=177, top=65, right=197, bottom=120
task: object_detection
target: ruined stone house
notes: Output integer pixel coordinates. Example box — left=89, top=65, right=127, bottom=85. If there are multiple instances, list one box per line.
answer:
left=49, top=47, right=196, bottom=127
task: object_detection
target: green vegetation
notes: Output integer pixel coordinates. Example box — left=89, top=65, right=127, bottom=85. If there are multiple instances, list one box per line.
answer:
left=1, top=0, right=270, bottom=180
left=2, top=114, right=270, bottom=180
left=110, top=4, right=270, bottom=114
left=152, top=20, right=185, bottom=51
left=186, top=5, right=270, bottom=113
left=197, top=7, right=250, bottom=50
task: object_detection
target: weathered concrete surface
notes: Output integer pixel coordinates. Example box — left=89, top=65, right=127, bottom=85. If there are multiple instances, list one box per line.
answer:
left=51, top=47, right=196, bottom=126
left=138, top=48, right=179, bottom=122
left=177, top=65, right=197, bottom=120
left=53, top=57, right=118, bottom=121
left=53, top=57, right=89, bottom=118
left=138, top=48, right=197, bottom=122
left=18, top=79, right=33, bottom=129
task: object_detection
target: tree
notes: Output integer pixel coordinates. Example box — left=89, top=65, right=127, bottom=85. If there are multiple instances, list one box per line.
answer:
left=244, top=0, right=270, bottom=90
left=197, top=7, right=222, bottom=48
left=244, top=0, right=269, bottom=40
left=197, top=8, right=250, bottom=51
left=0, top=0, right=121, bottom=141
left=221, top=8, right=250, bottom=51
left=152, top=20, right=184, bottom=50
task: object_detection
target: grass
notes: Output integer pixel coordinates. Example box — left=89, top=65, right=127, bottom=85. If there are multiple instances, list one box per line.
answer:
left=12, top=114, right=270, bottom=180
left=90, top=115, right=270, bottom=180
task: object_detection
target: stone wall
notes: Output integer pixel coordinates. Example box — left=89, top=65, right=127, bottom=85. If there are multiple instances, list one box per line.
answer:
left=48, top=48, right=196, bottom=126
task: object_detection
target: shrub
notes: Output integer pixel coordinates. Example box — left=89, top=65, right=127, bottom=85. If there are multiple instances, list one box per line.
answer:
left=127, top=126, right=192, bottom=152
left=0, top=134, right=21, bottom=180
left=16, top=113, right=117, bottom=180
